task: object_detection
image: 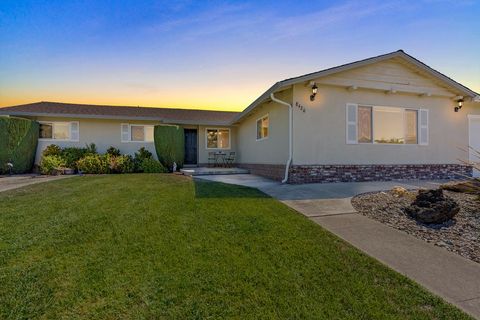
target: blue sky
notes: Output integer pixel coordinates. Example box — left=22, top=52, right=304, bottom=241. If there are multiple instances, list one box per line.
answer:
left=0, top=0, right=479, bottom=110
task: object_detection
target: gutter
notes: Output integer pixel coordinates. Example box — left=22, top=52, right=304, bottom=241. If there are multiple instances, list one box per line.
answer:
left=270, top=93, right=292, bottom=184
left=0, top=112, right=234, bottom=126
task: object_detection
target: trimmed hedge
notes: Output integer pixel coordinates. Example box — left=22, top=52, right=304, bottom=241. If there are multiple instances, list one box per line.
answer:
left=0, top=116, right=39, bottom=174
left=154, top=125, right=184, bottom=171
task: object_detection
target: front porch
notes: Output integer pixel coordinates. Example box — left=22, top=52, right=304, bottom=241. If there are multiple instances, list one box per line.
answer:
left=180, top=167, right=249, bottom=176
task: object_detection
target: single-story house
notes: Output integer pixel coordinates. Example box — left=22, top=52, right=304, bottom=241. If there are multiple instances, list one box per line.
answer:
left=1, top=50, right=479, bottom=183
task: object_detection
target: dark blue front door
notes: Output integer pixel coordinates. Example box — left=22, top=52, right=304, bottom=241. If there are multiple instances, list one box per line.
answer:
left=184, top=129, right=198, bottom=165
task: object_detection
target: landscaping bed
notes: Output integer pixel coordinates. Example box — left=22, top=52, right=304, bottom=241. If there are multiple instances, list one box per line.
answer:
left=352, top=188, right=480, bottom=264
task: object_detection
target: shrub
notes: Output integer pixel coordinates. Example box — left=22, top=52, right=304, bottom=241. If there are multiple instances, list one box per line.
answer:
left=85, top=143, right=97, bottom=155
left=40, top=155, right=66, bottom=175
left=61, top=147, right=88, bottom=169
left=154, top=125, right=184, bottom=171
left=140, top=158, right=167, bottom=173
left=107, top=154, right=134, bottom=173
left=77, top=154, right=108, bottom=174
left=0, top=116, right=39, bottom=174
left=42, top=144, right=62, bottom=157
left=133, top=147, right=154, bottom=172
left=106, top=146, right=121, bottom=157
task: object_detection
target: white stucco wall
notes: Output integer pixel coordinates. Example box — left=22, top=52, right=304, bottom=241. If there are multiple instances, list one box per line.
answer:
left=235, top=90, right=290, bottom=165
left=197, top=125, right=237, bottom=164
left=29, top=117, right=238, bottom=165
left=32, top=117, right=160, bottom=163
left=291, top=84, right=480, bottom=165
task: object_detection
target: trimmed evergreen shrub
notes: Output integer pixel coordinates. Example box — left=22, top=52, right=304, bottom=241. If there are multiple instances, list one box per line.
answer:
left=0, top=116, right=39, bottom=174
left=77, top=154, right=108, bottom=174
left=40, top=155, right=66, bottom=175
left=154, top=125, right=184, bottom=171
left=140, top=158, right=167, bottom=173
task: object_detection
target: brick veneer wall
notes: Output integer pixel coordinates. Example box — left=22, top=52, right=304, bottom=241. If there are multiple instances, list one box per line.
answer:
left=287, top=164, right=473, bottom=184
left=237, top=163, right=286, bottom=181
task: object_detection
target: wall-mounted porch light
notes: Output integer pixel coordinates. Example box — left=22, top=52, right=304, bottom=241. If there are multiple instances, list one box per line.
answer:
left=310, top=83, right=318, bottom=101
left=454, top=98, right=464, bottom=112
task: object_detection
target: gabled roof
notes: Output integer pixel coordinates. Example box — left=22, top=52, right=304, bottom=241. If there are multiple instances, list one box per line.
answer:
left=232, top=50, right=480, bottom=123
left=0, top=101, right=239, bottom=126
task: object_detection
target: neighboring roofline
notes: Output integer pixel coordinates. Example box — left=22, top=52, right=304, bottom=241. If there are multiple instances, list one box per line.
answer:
left=0, top=111, right=236, bottom=126
left=232, top=50, right=480, bottom=123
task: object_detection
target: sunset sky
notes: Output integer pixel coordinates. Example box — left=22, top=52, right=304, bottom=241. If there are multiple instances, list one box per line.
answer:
left=1, top=0, right=479, bottom=111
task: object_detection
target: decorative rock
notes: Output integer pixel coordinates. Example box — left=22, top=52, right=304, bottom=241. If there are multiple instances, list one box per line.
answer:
left=391, top=186, right=409, bottom=198
left=405, top=189, right=460, bottom=224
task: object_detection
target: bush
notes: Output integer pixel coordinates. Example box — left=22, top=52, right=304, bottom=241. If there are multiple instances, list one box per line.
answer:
left=0, top=116, right=39, bottom=174
left=85, top=143, right=97, bottom=155
left=61, top=147, right=88, bottom=169
left=107, top=154, right=134, bottom=173
left=42, top=144, right=62, bottom=157
left=106, top=146, right=121, bottom=157
left=154, top=125, right=184, bottom=171
left=140, top=158, right=167, bottom=173
left=77, top=154, right=108, bottom=174
left=133, top=147, right=154, bottom=172
left=40, top=155, right=66, bottom=175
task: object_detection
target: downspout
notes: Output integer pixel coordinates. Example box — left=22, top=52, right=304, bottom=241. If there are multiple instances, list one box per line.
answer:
left=270, top=93, right=292, bottom=183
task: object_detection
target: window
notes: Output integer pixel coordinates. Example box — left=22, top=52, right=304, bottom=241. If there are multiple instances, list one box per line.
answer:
left=256, top=115, right=269, bottom=140
left=206, top=128, right=230, bottom=149
left=352, top=105, right=420, bottom=145
left=39, top=121, right=79, bottom=141
left=404, top=110, right=418, bottom=144
left=358, top=106, right=372, bottom=143
left=121, top=124, right=154, bottom=142
left=131, top=125, right=145, bottom=141
left=373, top=107, right=405, bottom=144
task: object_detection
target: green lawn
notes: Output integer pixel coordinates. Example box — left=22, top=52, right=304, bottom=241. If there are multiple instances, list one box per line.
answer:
left=0, top=174, right=471, bottom=319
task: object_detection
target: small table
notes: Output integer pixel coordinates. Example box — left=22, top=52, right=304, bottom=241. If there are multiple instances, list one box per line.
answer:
left=214, top=152, right=226, bottom=167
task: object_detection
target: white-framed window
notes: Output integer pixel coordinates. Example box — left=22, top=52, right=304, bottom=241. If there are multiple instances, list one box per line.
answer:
left=206, top=128, right=230, bottom=149
left=346, top=103, right=428, bottom=145
left=256, top=114, right=269, bottom=140
left=39, top=121, right=79, bottom=141
left=121, top=124, right=154, bottom=142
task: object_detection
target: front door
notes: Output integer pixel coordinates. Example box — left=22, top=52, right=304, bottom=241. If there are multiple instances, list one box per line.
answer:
left=184, top=129, right=198, bottom=165
left=469, top=115, right=480, bottom=177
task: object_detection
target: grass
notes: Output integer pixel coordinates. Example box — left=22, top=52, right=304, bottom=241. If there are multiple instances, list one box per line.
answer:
left=0, top=174, right=471, bottom=319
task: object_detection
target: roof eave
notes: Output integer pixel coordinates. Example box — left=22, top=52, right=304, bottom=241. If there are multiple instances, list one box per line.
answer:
left=277, top=50, right=479, bottom=99
left=0, top=111, right=235, bottom=126
left=230, top=83, right=282, bottom=124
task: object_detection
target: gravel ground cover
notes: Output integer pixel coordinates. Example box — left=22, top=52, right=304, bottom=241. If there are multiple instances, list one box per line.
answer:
left=352, top=189, right=480, bottom=263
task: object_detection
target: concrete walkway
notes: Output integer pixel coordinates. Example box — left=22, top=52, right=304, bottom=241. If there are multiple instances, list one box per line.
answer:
left=0, top=174, right=74, bottom=193
left=197, top=174, right=480, bottom=319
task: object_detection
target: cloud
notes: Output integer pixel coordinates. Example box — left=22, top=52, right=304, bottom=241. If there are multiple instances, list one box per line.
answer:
left=272, top=1, right=401, bottom=39
left=145, top=3, right=251, bottom=33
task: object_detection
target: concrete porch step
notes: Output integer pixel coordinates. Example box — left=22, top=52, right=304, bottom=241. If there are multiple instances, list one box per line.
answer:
left=180, top=167, right=249, bottom=176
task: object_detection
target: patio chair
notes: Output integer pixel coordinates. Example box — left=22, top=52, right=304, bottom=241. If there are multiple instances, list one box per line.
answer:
left=208, top=152, right=216, bottom=167
left=225, top=152, right=235, bottom=167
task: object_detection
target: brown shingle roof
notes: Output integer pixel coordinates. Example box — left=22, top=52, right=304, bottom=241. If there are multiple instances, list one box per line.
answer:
left=0, top=101, right=239, bottom=125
